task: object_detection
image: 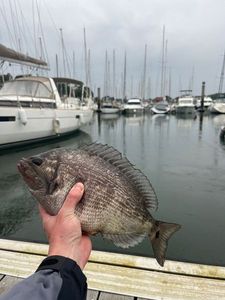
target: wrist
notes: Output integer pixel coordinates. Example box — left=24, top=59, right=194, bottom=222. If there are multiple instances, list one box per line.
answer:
left=48, top=243, right=80, bottom=265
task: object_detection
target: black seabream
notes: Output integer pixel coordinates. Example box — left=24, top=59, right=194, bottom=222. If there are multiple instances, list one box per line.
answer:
left=17, top=143, right=181, bottom=266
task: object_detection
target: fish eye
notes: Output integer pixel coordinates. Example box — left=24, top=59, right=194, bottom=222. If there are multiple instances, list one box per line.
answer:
left=31, top=157, right=43, bottom=166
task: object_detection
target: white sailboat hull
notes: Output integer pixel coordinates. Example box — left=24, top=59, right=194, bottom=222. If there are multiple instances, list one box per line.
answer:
left=209, top=103, right=225, bottom=114
left=101, top=107, right=120, bottom=114
left=0, top=106, right=93, bottom=148
left=0, top=76, right=94, bottom=149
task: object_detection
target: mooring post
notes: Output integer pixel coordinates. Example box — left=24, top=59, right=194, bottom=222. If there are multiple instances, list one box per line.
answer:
left=200, top=81, right=205, bottom=112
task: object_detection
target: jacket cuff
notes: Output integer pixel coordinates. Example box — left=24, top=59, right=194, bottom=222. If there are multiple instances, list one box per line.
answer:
left=36, top=256, right=86, bottom=281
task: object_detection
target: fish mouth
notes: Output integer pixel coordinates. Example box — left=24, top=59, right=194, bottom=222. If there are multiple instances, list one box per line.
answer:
left=17, top=158, right=45, bottom=191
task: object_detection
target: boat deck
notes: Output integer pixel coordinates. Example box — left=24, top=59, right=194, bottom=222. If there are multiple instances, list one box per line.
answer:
left=0, top=239, right=225, bottom=299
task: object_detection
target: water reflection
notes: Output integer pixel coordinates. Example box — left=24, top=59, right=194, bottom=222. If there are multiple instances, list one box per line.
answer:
left=1, top=113, right=225, bottom=265
left=123, top=114, right=145, bottom=126
left=0, top=130, right=92, bottom=238
left=211, top=114, right=225, bottom=127
left=176, top=114, right=197, bottom=128
left=0, top=174, right=34, bottom=236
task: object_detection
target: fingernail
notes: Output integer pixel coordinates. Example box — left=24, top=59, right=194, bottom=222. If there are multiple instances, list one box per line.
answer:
left=75, top=182, right=84, bottom=192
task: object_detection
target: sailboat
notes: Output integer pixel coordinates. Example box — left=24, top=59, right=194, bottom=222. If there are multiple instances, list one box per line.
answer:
left=209, top=51, right=225, bottom=114
left=151, top=26, right=170, bottom=114
left=0, top=44, right=93, bottom=149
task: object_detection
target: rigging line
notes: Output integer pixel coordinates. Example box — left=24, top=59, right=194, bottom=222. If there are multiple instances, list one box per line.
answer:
left=42, top=0, right=60, bottom=36
left=18, top=0, right=36, bottom=56
left=32, top=0, right=38, bottom=58
left=60, top=28, right=71, bottom=77
left=12, top=0, right=25, bottom=73
left=9, top=0, right=19, bottom=51
left=35, top=0, right=49, bottom=65
left=13, top=0, right=23, bottom=50
left=64, top=45, right=72, bottom=78
left=0, top=1, right=16, bottom=49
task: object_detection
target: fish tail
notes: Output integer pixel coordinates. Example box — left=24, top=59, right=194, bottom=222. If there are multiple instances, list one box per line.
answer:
left=149, top=221, right=181, bottom=267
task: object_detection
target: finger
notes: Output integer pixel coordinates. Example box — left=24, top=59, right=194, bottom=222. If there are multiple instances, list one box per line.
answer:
left=62, top=182, right=84, bottom=212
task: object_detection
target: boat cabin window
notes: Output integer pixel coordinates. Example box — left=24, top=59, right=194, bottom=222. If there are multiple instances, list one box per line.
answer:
left=179, top=100, right=193, bottom=104
left=56, top=82, right=78, bottom=98
left=156, top=103, right=167, bottom=110
left=0, top=80, right=53, bottom=99
left=127, top=101, right=141, bottom=105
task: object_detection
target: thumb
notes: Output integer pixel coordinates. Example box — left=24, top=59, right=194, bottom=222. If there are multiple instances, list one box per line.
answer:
left=61, top=182, right=84, bottom=213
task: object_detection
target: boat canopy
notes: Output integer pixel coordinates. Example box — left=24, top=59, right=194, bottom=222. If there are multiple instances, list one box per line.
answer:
left=53, top=77, right=83, bottom=86
left=0, top=44, right=48, bottom=70
left=127, top=98, right=141, bottom=104
left=0, top=77, right=54, bottom=99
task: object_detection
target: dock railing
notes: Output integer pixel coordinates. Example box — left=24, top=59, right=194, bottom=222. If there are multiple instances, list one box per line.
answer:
left=0, top=239, right=225, bottom=299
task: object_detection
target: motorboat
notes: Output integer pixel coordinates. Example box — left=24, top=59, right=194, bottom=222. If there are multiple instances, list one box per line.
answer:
left=100, top=103, right=120, bottom=114
left=151, top=102, right=170, bottom=114
left=208, top=97, right=225, bottom=114
left=175, top=92, right=196, bottom=114
left=195, top=96, right=213, bottom=110
left=0, top=76, right=94, bottom=149
left=123, top=98, right=144, bottom=114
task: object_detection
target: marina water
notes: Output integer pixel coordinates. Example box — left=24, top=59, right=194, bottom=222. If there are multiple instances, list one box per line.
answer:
left=0, top=112, right=225, bottom=266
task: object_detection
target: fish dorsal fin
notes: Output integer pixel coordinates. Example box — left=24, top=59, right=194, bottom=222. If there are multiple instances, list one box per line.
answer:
left=80, top=142, right=158, bottom=211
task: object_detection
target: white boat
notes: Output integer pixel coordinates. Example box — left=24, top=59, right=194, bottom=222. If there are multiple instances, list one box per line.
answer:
left=175, top=91, right=196, bottom=114
left=123, top=98, right=144, bottom=114
left=208, top=97, right=225, bottom=114
left=151, top=102, right=170, bottom=114
left=100, top=103, right=120, bottom=114
left=0, top=76, right=93, bottom=149
left=195, top=96, right=213, bottom=109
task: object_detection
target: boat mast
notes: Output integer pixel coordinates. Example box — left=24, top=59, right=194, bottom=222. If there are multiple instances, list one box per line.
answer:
left=141, top=44, right=147, bottom=100
left=160, top=25, right=165, bottom=98
left=218, top=50, right=225, bottom=94
left=103, top=50, right=108, bottom=97
left=88, top=49, right=92, bottom=96
left=123, top=50, right=127, bottom=101
left=83, top=27, right=88, bottom=86
left=55, top=54, right=59, bottom=77
left=59, top=28, right=66, bottom=76
left=163, top=39, right=168, bottom=97
left=72, top=51, right=75, bottom=78
left=113, top=49, right=116, bottom=99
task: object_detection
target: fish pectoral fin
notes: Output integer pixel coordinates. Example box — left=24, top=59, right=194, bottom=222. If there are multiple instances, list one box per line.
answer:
left=102, top=232, right=146, bottom=248
left=150, top=221, right=181, bottom=267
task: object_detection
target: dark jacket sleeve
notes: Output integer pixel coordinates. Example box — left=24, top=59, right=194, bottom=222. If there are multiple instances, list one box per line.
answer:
left=0, top=256, right=87, bottom=300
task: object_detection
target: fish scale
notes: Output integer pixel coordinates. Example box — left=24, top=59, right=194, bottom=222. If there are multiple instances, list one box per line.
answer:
left=17, top=142, right=181, bottom=266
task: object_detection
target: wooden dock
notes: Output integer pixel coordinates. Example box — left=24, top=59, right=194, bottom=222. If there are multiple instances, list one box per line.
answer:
left=0, top=239, right=225, bottom=299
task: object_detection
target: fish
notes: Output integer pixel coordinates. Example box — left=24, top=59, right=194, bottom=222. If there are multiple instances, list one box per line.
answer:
left=17, top=142, right=181, bottom=266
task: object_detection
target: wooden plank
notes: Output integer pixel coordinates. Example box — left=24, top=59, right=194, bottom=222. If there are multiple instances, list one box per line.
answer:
left=0, top=275, right=22, bottom=296
left=86, top=289, right=99, bottom=300
left=0, top=239, right=48, bottom=256
left=1, top=249, right=225, bottom=299
left=1, top=240, right=225, bottom=299
left=1, top=239, right=224, bottom=279
left=85, top=262, right=225, bottom=300
left=99, top=291, right=133, bottom=299
left=0, top=250, right=44, bottom=278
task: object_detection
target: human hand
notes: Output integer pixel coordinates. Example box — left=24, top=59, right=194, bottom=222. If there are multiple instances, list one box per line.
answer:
left=39, top=182, right=92, bottom=270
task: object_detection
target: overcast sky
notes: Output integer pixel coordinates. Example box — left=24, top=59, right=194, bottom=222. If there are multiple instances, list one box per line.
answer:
left=0, top=0, right=225, bottom=98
